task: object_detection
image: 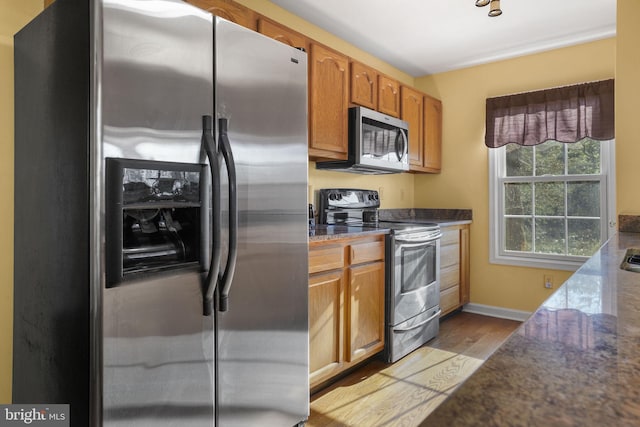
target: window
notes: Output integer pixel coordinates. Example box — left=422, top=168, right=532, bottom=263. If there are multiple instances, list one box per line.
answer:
left=489, top=138, right=615, bottom=271
left=485, top=79, right=615, bottom=271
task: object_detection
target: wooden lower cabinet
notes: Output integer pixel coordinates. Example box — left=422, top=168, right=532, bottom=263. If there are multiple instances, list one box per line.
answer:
left=347, top=261, right=385, bottom=363
left=439, top=223, right=470, bottom=316
left=309, top=271, right=344, bottom=385
left=309, top=234, right=386, bottom=389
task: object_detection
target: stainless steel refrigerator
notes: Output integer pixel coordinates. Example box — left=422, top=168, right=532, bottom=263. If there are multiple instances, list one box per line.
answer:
left=12, top=1, right=309, bottom=426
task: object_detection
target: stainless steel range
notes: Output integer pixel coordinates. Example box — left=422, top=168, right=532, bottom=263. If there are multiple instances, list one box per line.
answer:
left=317, top=189, right=442, bottom=363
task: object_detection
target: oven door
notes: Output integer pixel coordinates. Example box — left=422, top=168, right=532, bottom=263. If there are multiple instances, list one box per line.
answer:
left=389, top=233, right=440, bottom=326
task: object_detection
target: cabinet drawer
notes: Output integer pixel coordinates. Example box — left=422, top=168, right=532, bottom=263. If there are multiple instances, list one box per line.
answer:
left=309, top=245, right=345, bottom=274
left=350, top=241, right=384, bottom=265
left=440, top=285, right=460, bottom=314
left=440, top=264, right=460, bottom=291
left=440, top=243, right=460, bottom=269
left=440, top=229, right=460, bottom=246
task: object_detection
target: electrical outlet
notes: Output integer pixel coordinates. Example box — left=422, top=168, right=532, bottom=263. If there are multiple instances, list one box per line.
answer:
left=378, top=186, right=384, bottom=201
left=543, top=275, right=553, bottom=289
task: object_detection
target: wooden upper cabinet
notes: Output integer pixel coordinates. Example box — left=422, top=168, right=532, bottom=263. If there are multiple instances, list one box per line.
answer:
left=401, top=86, right=424, bottom=168
left=423, top=95, right=443, bottom=173
left=185, top=0, right=257, bottom=31
left=258, top=17, right=308, bottom=51
left=377, top=75, right=400, bottom=118
left=350, top=61, right=377, bottom=109
left=309, top=43, right=349, bottom=160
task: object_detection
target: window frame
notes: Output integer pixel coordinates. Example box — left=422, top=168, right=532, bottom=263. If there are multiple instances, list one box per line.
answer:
left=489, top=140, right=616, bottom=271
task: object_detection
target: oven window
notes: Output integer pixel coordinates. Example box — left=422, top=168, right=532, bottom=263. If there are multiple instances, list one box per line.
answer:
left=400, top=243, right=436, bottom=293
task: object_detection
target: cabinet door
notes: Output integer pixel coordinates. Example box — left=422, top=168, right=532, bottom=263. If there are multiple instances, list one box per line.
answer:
left=439, top=226, right=460, bottom=316
left=186, top=0, right=257, bottom=30
left=440, top=285, right=460, bottom=315
left=258, top=17, right=308, bottom=51
left=350, top=61, right=377, bottom=109
left=438, top=225, right=471, bottom=316
left=401, top=86, right=424, bottom=168
left=309, top=271, right=345, bottom=388
left=423, top=95, right=443, bottom=172
left=378, top=75, right=400, bottom=117
left=309, top=43, right=349, bottom=160
left=347, top=261, right=385, bottom=363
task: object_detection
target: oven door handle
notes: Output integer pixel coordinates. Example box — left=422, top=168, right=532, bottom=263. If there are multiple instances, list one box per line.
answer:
left=393, top=309, right=442, bottom=332
left=394, top=233, right=441, bottom=245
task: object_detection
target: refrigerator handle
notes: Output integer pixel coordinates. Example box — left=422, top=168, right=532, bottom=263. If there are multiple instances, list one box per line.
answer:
left=202, top=115, right=222, bottom=316
left=218, top=118, right=238, bottom=312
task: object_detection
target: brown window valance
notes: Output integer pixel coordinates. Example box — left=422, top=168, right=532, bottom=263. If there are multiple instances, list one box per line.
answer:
left=485, top=79, right=614, bottom=148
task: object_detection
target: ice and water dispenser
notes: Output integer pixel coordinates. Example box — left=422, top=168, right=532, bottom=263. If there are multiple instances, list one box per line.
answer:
left=105, top=158, right=204, bottom=287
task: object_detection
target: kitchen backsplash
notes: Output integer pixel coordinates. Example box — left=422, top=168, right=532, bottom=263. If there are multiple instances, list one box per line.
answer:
left=379, top=208, right=473, bottom=221
left=618, top=215, right=640, bottom=232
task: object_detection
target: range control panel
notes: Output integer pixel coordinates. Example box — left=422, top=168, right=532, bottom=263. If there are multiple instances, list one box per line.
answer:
left=317, top=188, right=380, bottom=225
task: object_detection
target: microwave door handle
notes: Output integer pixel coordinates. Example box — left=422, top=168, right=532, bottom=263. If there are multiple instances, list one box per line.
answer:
left=202, top=115, right=222, bottom=316
left=396, top=129, right=408, bottom=161
left=217, top=118, right=238, bottom=313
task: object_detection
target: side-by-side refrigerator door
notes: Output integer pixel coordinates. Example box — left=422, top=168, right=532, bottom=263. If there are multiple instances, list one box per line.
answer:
left=100, top=1, right=215, bottom=426
left=213, top=18, right=310, bottom=427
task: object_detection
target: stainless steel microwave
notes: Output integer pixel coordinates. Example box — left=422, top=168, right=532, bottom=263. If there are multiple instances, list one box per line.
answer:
left=316, top=106, right=409, bottom=174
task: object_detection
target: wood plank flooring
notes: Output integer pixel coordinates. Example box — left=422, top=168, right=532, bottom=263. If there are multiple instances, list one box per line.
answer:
left=308, top=312, right=522, bottom=427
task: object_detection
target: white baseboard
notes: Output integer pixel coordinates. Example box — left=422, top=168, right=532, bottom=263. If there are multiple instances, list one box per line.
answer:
left=462, top=303, right=531, bottom=322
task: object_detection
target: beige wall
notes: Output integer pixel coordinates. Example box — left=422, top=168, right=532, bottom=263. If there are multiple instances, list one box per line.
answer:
left=616, top=0, right=640, bottom=216
left=414, top=37, right=616, bottom=312
left=0, top=0, right=44, bottom=404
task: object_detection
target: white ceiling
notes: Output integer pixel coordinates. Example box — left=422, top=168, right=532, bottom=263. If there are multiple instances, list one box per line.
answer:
left=268, top=0, right=617, bottom=77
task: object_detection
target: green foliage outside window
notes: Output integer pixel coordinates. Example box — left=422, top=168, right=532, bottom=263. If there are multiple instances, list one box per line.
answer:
left=502, top=138, right=603, bottom=257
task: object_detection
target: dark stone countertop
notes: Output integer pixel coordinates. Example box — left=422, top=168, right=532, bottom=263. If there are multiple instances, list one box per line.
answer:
left=421, top=232, right=640, bottom=427
left=309, top=224, right=389, bottom=242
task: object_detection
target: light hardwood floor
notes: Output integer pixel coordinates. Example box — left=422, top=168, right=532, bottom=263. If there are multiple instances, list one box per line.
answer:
left=308, top=312, right=521, bottom=427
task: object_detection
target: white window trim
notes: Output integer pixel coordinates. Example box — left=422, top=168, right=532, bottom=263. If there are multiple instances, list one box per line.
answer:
left=489, top=140, right=616, bottom=272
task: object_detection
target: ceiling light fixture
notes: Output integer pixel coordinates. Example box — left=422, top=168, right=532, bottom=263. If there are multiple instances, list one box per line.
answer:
left=476, top=0, right=502, bottom=17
